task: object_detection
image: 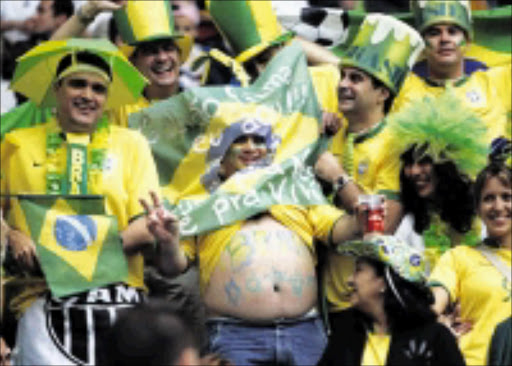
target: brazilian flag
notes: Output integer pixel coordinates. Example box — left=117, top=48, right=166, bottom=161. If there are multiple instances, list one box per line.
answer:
left=15, top=195, right=128, bottom=298
left=129, top=41, right=328, bottom=237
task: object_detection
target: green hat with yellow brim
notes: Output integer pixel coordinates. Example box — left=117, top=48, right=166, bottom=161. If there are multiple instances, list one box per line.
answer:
left=332, top=14, right=425, bottom=95
left=336, top=235, right=427, bottom=283
left=114, top=0, right=192, bottom=61
left=411, top=0, right=473, bottom=39
left=206, top=0, right=294, bottom=64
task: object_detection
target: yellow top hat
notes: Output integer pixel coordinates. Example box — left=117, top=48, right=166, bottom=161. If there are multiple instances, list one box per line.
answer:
left=206, top=0, right=293, bottom=64
left=114, top=0, right=192, bottom=61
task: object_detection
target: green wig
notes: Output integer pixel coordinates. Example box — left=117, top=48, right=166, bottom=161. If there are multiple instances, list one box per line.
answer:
left=387, top=88, right=488, bottom=178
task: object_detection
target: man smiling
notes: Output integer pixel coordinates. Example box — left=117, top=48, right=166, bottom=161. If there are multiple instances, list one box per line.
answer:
left=1, top=44, right=165, bottom=365
left=393, top=0, right=511, bottom=143
left=48, top=0, right=208, bottom=349
left=51, top=0, right=192, bottom=125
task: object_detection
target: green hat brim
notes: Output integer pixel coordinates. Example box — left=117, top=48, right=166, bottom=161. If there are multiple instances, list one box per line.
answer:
left=420, top=17, right=473, bottom=39
left=236, top=31, right=294, bottom=64
left=339, top=58, right=397, bottom=95
left=121, top=34, right=193, bottom=62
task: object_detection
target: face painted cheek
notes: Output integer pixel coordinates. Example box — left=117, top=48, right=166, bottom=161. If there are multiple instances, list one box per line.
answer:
left=253, top=143, right=268, bottom=155
left=456, top=38, right=468, bottom=53
left=425, top=39, right=436, bottom=49
left=225, top=146, right=245, bottom=168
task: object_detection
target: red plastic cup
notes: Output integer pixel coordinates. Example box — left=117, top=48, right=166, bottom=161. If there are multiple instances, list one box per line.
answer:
left=358, top=194, right=385, bottom=233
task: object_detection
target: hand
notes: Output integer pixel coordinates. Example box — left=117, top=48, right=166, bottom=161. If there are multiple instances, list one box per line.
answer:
left=83, top=0, right=127, bottom=18
left=139, top=191, right=180, bottom=250
left=321, top=111, right=342, bottom=137
left=314, top=151, right=345, bottom=184
left=354, top=201, right=369, bottom=237
left=7, top=229, right=39, bottom=270
left=438, top=300, right=473, bottom=340
left=20, top=18, right=36, bottom=33
left=1, top=209, right=9, bottom=249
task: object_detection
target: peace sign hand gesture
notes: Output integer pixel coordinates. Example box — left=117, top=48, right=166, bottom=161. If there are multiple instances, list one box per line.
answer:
left=140, top=191, right=180, bottom=249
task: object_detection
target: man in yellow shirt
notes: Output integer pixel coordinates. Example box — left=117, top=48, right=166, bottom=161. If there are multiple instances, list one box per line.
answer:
left=393, top=0, right=511, bottom=143
left=1, top=44, right=170, bottom=365
left=313, top=14, right=425, bottom=322
left=138, top=112, right=379, bottom=365
left=47, top=1, right=211, bottom=348
left=50, top=0, right=193, bottom=127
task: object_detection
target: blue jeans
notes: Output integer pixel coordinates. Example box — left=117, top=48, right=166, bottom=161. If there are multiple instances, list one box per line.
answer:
left=206, top=313, right=327, bottom=366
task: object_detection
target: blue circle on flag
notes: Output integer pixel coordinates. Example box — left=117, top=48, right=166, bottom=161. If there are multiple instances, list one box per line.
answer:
left=54, top=216, right=97, bottom=251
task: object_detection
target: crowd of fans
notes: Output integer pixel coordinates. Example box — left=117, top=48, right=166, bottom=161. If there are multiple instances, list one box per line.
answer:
left=1, top=0, right=511, bottom=365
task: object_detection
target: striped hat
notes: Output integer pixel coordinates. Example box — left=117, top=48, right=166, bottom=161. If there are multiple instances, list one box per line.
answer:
left=114, top=0, right=192, bottom=61
left=206, top=0, right=293, bottom=64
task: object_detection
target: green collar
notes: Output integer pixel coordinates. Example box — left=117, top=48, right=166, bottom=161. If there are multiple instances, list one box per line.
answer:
left=424, top=75, right=469, bottom=88
left=348, top=120, right=387, bottom=145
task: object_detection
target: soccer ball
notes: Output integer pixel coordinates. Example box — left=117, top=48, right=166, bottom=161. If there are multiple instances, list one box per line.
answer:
left=274, top=5, right=350, bottom=47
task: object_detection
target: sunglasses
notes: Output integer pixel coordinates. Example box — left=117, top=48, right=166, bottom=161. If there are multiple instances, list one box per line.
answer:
left=66, top=78, right=108, bottom=95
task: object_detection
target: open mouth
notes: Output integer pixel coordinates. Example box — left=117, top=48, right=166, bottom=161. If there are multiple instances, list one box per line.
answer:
left=72, top=99, right=96, bottom=114
left=151, top=62, right=175, bottom=75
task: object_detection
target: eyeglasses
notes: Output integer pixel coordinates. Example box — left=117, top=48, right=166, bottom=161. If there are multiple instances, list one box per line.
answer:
left=137, top=40, right=179, bottom=56
left=66, top=78, right=108, bottom=95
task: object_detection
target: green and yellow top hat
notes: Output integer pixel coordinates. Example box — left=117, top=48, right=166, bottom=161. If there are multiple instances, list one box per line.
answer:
left=206, top=0, right=294, bottom=64
left=336, top=235, right=427, bottom=283
left=114, top=0, right=192, bottom=61
left=332, top=14, right=425, bottom=95
left=411, top=0, right=473, bottom=38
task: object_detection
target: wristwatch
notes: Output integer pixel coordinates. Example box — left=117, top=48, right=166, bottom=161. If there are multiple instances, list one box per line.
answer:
left=332, top=174, right=352, bottom=194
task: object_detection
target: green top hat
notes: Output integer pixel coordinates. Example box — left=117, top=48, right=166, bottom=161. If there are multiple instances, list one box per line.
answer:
left=114, top=0, right=192, bottom=61
left=337, top=235, right=427, bottom=283
left=332, top=14, right=425, bottom=95
left=206, top=0, right=294, bottom=64
left=411, top=0, right=473, bottom=38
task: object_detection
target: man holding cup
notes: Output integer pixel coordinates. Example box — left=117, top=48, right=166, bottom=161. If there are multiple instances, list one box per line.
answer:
left=313, top=14, right=425, bottom=334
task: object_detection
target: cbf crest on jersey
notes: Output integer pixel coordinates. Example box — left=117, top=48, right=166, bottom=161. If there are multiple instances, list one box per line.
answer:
left=15, top=195, right=128, bottom=298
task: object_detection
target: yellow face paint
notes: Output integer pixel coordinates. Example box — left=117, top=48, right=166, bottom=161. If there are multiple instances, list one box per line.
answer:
left=221, top=134, right=269, bottom=178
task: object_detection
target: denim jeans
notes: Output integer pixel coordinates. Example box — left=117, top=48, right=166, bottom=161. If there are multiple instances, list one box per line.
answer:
left=206, top=313, right=327, bottom=366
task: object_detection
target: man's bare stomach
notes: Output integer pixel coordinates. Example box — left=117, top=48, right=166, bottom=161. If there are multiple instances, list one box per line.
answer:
left=203, top=215, right=317, bottom=322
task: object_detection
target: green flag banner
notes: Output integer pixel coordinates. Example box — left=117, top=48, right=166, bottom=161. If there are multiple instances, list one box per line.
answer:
left=129, top=41, right=328, bottom=237
left=16, top=195, right=128, bottom=298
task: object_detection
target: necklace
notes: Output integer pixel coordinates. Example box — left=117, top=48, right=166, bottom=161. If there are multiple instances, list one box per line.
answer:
left=423, top=213, right=480, bottom=253
left=45, top=117, right=110, bottom=195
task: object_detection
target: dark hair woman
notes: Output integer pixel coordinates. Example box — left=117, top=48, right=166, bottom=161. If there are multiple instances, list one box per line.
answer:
left=319, top=235, right=465, bottom=366
left=389, top=90, right=489, bottom=270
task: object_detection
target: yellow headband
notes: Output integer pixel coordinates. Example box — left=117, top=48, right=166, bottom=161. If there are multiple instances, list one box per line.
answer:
left=56, top=63, right=111, bottom=85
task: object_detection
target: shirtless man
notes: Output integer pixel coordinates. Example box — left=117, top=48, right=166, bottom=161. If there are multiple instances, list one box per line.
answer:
left=141, top=127, right=359, bottom=366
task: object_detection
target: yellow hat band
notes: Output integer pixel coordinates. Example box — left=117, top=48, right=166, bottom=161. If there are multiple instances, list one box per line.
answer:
left=56, top=63, right=111, bottom=85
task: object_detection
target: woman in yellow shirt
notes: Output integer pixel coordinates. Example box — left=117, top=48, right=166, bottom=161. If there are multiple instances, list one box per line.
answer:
left=430, top=158, right=512, bottom=366
left=319, top=235, right=465, bottom=366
